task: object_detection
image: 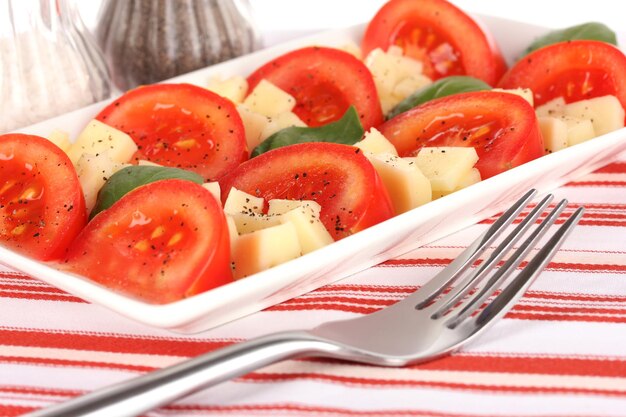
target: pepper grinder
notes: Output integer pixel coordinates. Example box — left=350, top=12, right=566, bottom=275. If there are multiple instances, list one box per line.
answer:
left=96, top=0, right=260, bottom=91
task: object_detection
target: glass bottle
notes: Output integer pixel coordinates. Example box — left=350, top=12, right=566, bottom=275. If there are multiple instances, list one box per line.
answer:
left=96, top=0, right=260, bottom=91
left=0, top=0, right=113, bottom=133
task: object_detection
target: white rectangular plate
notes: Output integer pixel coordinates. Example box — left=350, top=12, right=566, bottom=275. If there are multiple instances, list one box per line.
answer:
left=3, top=15, right=626, bottom=333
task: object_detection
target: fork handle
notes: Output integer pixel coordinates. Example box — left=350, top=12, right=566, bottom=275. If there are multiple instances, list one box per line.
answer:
left=28, top=331, right=337, bottom=417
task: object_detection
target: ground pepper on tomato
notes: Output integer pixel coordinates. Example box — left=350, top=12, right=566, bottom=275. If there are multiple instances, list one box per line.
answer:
left=0, top=134, right=87, bottom=261
left=246, top=46, right=384, bottom=130
left=362, top=0, right=507, bottom=85
left=378, top=91, right=544, bottom=179
left=96, top=83, right=248, bottom=182
left=219, top=142, right=394, bottom=240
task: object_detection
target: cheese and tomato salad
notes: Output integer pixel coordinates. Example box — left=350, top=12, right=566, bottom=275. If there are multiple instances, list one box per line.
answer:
left=1, top=0, right=625, bottom=304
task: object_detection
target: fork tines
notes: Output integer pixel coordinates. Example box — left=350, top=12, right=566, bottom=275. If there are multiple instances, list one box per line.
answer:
left=415, top=189, right=584, bottom=330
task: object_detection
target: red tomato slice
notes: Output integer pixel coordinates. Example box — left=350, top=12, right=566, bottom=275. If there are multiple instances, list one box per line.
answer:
left=219, top=142, right=394, bottom=240
left=0, top=134, right=86, bottom=261
left=498, top=40, right=626, bottom=113
left=378, top=91, right=544, bottom=179
left=246, top=46, right=383, bottom=129
left=96, top=83, right=248, bottom=182
left=361, top=0, right=506, bottom=85
left=64, top=179, right=232, bottom=304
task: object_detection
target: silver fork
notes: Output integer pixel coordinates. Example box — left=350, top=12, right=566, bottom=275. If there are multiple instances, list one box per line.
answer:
left=29, top=189, right=584, bottom=417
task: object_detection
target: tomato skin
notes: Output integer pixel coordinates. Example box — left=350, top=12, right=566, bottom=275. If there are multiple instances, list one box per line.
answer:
left=96, top=83, right=248, bottom=182
left=246, top=46, right=384, bottom=130
left=64, top=179, right=232, bottom=304
left=378, top=91, right=544, bottom=179
left=498, top=40, right=626, bottom=114
left=0, top=134, right=86, bottom=261
left=362, top=0, right=506, bottom=85
left=219, top=142, right=394, bottom=240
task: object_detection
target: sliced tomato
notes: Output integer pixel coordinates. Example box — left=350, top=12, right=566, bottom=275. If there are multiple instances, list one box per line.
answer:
left=498, top=40, right=626, bottom=112
left=361, top=0, right=506, bottom=85
left=219, top=142, right=394, bottom=240
left=246, top=46, right=383, bottom=129
left=0, top=134, right=86, bottom=261
left=96, top=83, right=248, bottom=182
left=378, top=91, right=544, bottom=179
left=64, top=179, right=232, bottom=304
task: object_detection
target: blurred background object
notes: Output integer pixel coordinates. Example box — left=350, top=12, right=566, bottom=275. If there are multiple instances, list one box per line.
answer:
left=0, top=0, right=112, bottom=133
left=96, top=0, right=260, bottom=91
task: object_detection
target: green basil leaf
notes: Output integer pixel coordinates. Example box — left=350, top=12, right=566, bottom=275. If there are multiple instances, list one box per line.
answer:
left=90, top=166, right=204, bottom=219
left=251, top=106, right=364, bottom=157
left=386, top=76, right=491, bottom=120
left=523, top=22, right=617, bottom=57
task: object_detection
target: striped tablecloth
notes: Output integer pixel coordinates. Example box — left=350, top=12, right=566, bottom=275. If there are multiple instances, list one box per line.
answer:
left=2, top=155, right=626, bottom=417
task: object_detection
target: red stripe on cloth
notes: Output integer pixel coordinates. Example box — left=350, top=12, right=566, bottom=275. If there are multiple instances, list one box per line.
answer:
left=594, top=162, right=626, bottom=174
left=0, top=385, right=80, bottom=397
left=0, top=405, right=38, bottom=417
left=381, top=258, right=626, bottom=273
left=514, top=304, right=626, bottom=315
left=0, top=284, right=66, bottom=294
left=241, top=372, right=626, bottom=396
left=0, top=329, right=232, bottom=356
left=507, top=312, right=626, bottom=323
left=525, top=291, right=626, bottom=303
left=565, top=181, right=626, bottom=187
left=0, top=356, right=155, bottom=373
left=0, top=290, right=85, bottom=303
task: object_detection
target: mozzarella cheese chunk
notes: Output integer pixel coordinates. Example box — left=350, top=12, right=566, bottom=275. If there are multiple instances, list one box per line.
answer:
left=432, top=168, right=482, bottom=199
left=416, top=147, right=479, bottom=193
left=366, top=153, right=431, bottom=214
left=364, top=47, right=431, bottom=114
left=202, top=182, right=221, bottom=202
left=68, top=119, right=137, bottom=166
left=207, top=75, right=248, bottom=103
left=231, top=221, right=301, bottom=279
left=279, top=202, right=333, bottom=254
left=339, top=41, right=362, bottom=60
left=536, top=97, right=567, bottom=118
left=538, top=116, right=568, bottom=153
left=260, top=111, right=307, bottom=142
left=564, top=95, right=625, bottom=136
left=223, top=187, right=264, bottom=215
left=75, top=152, right=127, bottom=213
left=231, top=212, right=281, bottom=234
left=354, top=128, right=398, bottom=156
left=491, top=87, right=534, bottom=106
left=268, top=199, right=321, bottom=216
left=243, top=79, right=296, bottom=117
left=46, top=129, right=72, bottom=153
left=236, top=104, right=270, bottom=151
left=563, top=116, right=595, bottom=146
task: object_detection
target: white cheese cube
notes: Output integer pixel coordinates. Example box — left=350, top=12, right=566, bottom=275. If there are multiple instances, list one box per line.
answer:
left=339, top=41, right=362, bottom=60
left=260, top=111, right=307, bottom=142
left=225, top=215, right=238, bottom=253
left=538, top=116, right=568, bottom=153
left=207, top=75, right=248, bottom=103
left=231, top=221, right=301, bottom=279
left=563, top=116, right=595, bottom=146
left=237, top=104, right=270, bottom=151
left=46, top=129, right=72, bottom=153
left=536, top=97, right=566, bottom=117
left=416, top=147, right=479, bottom=193
left=223, top=187, right=264, bottom=215
left=75, top=152, right=128, bottom=213
left=243, top=79, right=296, bottom=117
left=354, top=128, right=398, bottom=156
left=492, top=88, right=534, bottom=107
left=367, top=153, right=432, bottom=214
left=392, top=74, right=432, bottom=101
left=230, top=212, right=281, bottom=234
left=268, top=199, right=321, bottom=216
left=68, top=119, right=137, bottom=166
left=432, top=168, right=481, bottom=199
left=202, top=182, right=221, bottom=202
left=564, top=95, right=625, bottom=136
left=280, top=203, right=333, bottom=254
